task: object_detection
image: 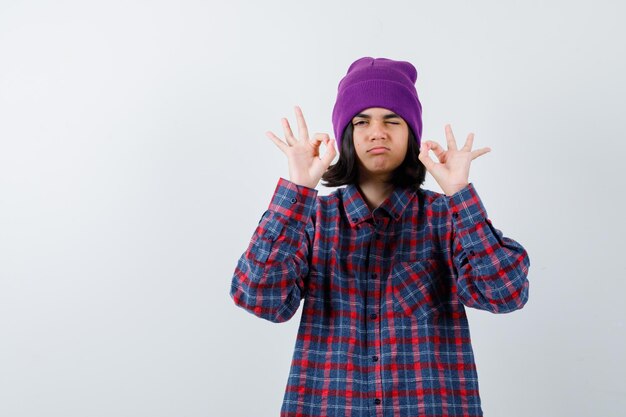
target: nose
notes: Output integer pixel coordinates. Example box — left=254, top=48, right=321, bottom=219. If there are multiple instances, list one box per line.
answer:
left=368, top=120, right=388, bottom=140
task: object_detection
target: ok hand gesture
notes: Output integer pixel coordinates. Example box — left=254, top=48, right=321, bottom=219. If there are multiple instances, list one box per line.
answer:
left=266, top=106, right=337, bottom=189
left=418, top=124, right=491, bottom=196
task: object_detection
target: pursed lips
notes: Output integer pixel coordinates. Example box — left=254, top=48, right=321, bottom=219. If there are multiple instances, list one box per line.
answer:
left=367, top=146, right=390, bottom=152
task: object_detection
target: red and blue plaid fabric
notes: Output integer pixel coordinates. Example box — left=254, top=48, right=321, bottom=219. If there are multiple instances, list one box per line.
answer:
left=230, top=177, right=530, bottom=417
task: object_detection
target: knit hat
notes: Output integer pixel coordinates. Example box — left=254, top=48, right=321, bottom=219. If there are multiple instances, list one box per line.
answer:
left=331, top=57, right=423, bottom=151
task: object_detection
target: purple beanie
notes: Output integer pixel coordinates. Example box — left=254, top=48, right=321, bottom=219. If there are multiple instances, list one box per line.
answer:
left=331, top=57, right=423, bottom=151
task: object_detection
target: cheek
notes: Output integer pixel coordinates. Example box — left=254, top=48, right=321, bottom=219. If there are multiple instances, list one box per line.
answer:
left=397, top=144, right=409, bottom=161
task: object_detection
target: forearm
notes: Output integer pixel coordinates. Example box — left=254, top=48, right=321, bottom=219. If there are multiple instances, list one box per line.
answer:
left=230, top=178, right=318, bottom=322
left=443, top=183, right=530, bottom=313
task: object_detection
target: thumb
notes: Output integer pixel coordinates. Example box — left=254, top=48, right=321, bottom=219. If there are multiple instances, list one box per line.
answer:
left=311, top=132, right=327, bottom=147
left=418, top=142, right=435, bottom=171
left=320, top=138, right=337, bottom=168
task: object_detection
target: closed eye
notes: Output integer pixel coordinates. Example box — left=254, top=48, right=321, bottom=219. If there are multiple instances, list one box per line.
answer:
left=352, top=119, right=402, bottom=126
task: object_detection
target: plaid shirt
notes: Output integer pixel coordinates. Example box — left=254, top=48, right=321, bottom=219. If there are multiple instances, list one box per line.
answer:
left=230, top=177, right=530, bottom=417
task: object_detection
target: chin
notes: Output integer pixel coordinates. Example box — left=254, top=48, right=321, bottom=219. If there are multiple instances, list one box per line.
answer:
left=358, top=160, right=400, bottom=177
left=363, top=167, right=395, bottom=177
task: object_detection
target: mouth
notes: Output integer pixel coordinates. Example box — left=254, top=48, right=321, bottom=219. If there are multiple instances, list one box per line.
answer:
left=367, top=146, right=390, bottom=153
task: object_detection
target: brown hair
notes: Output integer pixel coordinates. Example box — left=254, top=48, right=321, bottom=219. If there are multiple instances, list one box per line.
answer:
left=321, top=123, right=427, bottom=189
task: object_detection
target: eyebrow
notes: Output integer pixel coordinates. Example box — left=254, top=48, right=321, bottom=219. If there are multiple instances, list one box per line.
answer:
left=352, top=112, right=401, bottom=120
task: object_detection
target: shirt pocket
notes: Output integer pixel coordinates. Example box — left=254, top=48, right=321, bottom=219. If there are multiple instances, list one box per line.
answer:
left=391, top=259, right=445, bottom=320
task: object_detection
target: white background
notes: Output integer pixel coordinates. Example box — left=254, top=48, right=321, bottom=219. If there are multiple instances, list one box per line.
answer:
left=1, top=0, right=624, bottom=416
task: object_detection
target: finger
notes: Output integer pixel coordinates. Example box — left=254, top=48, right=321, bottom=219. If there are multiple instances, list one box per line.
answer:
left=423, top=140, right=446, bottom=162
left=320, top=138, right=337, bottom=167
left=445, top=124, right=458, bottom=151
left=294, top=105, right=310, bottom=142
left=313, top=135, right=330, bottom=160
left=471, top=147, right=491, bottom=160
left=282, top=117, right=297, bottom=145
left=418, top=142, right=436, bottom=171
left=461, top=133, right=475, bottom=151
left=265, top=131, right=288, bottom=153
left=312, top=132, right=329, bottom=147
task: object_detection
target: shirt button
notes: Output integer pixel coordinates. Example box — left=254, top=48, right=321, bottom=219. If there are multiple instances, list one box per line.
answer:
left=372, top=355, right=378, bottom=362
left=370, top=313, right=377, bottom=320
left=374, top=398, right=381, bottom=405
left=453, top=212, right=459, bottom=218
left=469, top=250, right=475, bottom=255
left=352, top=217, right=358, bottom=222
left=290, top=197, right=297, bottom=204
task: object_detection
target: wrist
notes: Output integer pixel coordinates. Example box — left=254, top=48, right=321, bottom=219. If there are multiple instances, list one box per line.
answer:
left=443, top=182, right=469, bottom=196
left=289, top=178, right=318, bottom=190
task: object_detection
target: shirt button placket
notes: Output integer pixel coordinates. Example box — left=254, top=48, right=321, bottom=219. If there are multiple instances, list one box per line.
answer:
left=366, top=225, right=384, bottom=415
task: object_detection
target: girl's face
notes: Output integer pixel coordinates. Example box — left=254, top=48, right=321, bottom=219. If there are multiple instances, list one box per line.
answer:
left=351, top=107, right=410, bottom=181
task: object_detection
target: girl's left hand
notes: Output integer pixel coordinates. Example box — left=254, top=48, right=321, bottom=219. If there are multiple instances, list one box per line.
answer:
left=418, top=124, right=491, bottom=196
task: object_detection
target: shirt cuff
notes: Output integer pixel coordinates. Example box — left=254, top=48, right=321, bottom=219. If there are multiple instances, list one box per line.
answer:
left=444, top=182, right=488, bottom=231
left=268, top=177, right=318, bottom=223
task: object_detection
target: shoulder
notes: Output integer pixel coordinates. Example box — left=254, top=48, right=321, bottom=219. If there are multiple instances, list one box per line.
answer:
left=420, top=187, right=446, bottom=204
left=415, top=187, right=453, bottom=218
left=408, top=186, right=445, bottom=205
left=316, top=186, right=344, bottom=209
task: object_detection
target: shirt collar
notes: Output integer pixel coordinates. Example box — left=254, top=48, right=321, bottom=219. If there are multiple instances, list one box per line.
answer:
left=341, top=183, right=418, bottom=227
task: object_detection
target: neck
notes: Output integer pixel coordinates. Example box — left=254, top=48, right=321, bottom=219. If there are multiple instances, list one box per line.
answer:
left=357, top=172, right=394, bottom=211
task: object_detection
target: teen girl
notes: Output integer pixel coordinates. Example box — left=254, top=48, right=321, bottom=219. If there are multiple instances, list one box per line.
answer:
left=231, top=56, right=530, bottom=417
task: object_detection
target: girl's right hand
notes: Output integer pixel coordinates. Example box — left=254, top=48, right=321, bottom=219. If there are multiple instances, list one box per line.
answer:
left=266, top=105, right=337, bottom=189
